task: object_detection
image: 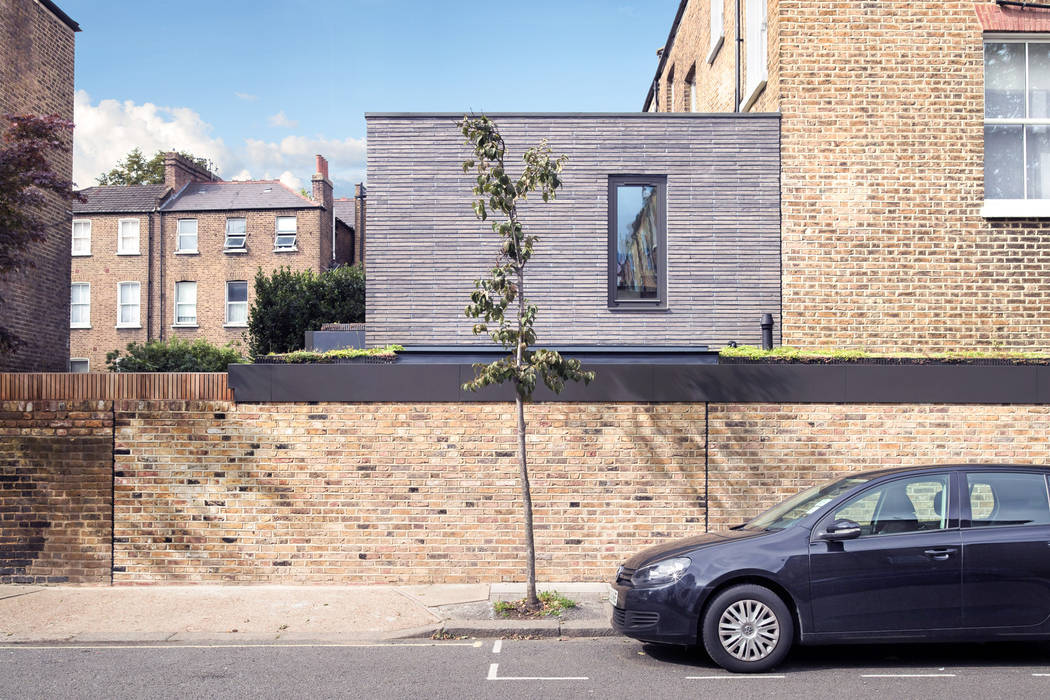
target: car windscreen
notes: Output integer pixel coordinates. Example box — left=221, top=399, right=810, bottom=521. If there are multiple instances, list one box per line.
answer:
left=743, top=476, right=873, bottom=531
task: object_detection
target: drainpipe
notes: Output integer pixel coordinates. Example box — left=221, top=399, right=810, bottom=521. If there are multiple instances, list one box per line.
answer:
left=146, top=206, right=155, bottom=340
left=735, top=0, right=743, bottom=112
left=331, top=205, right=336, bottom=267
left=158, top=208, right=165, bottom=341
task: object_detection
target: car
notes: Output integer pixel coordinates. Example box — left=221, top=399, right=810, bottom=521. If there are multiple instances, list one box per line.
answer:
left=609, top=463, right=1050, bottom=673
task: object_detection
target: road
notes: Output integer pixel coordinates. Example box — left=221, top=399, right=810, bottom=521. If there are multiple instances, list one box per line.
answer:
left=2, top=637, right=1049, bottom=699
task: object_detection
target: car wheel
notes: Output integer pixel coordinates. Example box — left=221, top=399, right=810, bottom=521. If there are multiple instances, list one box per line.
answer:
left=701, top=584, right=794, bottom=673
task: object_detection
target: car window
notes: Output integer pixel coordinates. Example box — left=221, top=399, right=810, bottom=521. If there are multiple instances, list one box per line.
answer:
left=831, top=474, right=949, bottom=536
left=744, top=476, right=872, bottom=531
left=966, top=472, right=1050, bottom=528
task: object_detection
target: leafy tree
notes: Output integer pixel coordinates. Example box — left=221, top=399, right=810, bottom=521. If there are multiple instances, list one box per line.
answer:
left=95, top=147, right=217, bottom=186
left=106, top=337, right=245, bottom=372
left=247, top=263, right=365, bottom=356
left=0, top=113, right=81, bottom=355
left=458, top=115, right=594, bottom=609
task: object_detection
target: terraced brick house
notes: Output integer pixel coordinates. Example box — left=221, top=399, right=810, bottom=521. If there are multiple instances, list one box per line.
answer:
left=647, top=0, right=1050, bottom=353
left=69, top=153, right=363, bottom=370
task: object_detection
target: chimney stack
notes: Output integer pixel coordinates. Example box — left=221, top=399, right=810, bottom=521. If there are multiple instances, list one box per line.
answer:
left=312, top=155, right=334, bottom=266
left=163, top=152, right=215, bottom=191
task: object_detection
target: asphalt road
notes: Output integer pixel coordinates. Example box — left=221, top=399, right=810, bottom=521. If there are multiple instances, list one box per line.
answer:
left=2, top=637, right=1050, bottom=699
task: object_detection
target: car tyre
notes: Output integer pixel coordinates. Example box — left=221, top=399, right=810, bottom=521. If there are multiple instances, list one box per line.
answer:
left=701, top=584, right=794, bottom=673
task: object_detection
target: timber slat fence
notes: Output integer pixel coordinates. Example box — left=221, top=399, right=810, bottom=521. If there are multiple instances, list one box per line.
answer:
left=0, top=373, right=233, bottom=401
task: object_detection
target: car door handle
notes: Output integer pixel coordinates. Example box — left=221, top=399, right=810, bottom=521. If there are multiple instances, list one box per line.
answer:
left=923, top=548, right=957, bottom=560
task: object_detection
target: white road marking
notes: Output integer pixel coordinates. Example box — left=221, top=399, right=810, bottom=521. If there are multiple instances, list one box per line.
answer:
left=492, top=640, right=502, bottom=654
left=861, top=673, right=956, bottom=678
left=1033, top=673, right=1050, bottom=677
left=686, top=675, right=786, bottom=680
left=486, top=663, right=588, bottom=681
left=0, top=642, right=481, bottom=650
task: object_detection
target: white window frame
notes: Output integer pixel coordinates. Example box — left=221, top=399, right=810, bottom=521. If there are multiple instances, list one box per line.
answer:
left=224, top=217, right=247, bottom=251
left=176, top=218, right=198, bottom=254
left=708, top=0, right=725, bottom=64
left=225, top=280, right=249, bottom=327
left=275, top=216, right=298, bottom=250
left=72, top=219, right=91, bottom=256
left=68, top=358, right=90, bottom=373
left=116, top=281, right=141, bottom=329
left=174, top=281, right=197, bottom=327
left=117, top=218, right=140, bottom=255
left=982, top=34, right=1050, bottom=217
left=743, top=0, right=768, bottom=111
left=70, top=282, right=90, bottom=328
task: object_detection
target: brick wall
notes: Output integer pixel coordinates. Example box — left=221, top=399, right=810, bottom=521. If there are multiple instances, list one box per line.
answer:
left=0, top=0, right=76, bottom=371
left=112, top=401, right=707, bottom=583
left=0, top=400, right=112, bottom=584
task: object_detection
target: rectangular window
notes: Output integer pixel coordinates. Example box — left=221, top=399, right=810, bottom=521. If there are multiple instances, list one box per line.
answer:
left=70, top=282, right=90, bottom=328
left=177, top=219, right=198, bottom=253
left=225, top=217, right=247, bottom=250
left=608, top=176, right=667, bottom=308
left=966, top=472, right=1050, bottom=527
left=225, top=280, right=248, bottom=326
left=117, top=218, right=140, bottom=254
left=744, top=0, right=768, bottom=109
left=68, top=358, right=89, bottom=373
left=117, top=281, right=140, bottom=328
left=72, top=219, right=91, bottom=256
left=686, top=65, right=697, bottom=113
left=985, top=39, right=1050, bottom=206
left=275, top=216, right=297, bottom=249
left=174, top=281, right=197, bottom=326
left=709, top=0, right=725, bottom=62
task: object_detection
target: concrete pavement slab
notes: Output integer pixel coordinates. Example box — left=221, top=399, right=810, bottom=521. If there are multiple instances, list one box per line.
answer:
left=395, top=584, right=489, bottom=607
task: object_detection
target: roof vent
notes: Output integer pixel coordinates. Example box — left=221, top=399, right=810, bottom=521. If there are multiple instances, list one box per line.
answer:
left=263, top=187, right=273, bottom=192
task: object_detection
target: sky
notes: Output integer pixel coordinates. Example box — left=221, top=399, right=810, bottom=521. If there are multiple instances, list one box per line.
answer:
left=61, top=0, right=679, bottom=199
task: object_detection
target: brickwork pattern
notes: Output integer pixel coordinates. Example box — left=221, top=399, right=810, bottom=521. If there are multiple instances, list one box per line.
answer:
left=112, top=402, right=707, bottom=584
left=0, top=400, right=112, bottom=584
left=0, top=0, right=76, bottom=371
left=707, top=402, right=1050, bottom=530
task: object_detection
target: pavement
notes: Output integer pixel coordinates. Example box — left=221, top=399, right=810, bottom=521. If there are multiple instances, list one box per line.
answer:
left=0, top=582, right=614, bottom=644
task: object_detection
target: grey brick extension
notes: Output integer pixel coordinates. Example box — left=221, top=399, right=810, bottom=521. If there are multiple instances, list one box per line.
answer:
left=365, top=113, right=781, bottom=349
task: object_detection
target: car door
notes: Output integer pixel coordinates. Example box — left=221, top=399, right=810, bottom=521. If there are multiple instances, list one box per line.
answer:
left=808, top=472, right=962, bottom=634
left=960, top=470, right=1050, bottom=629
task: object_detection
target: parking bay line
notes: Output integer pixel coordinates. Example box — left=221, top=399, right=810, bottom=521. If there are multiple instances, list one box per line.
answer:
left=0, top=642, right=484, bottom=651
left=486, top=663, right=588, bottom=681
left=686, top=675, right=786, bottom=680
left=860, top=673, right=956, bottom=678
left=492, top=640, right=502, bottom=654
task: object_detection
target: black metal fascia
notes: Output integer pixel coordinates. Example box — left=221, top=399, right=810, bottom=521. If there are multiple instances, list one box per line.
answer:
left=996, top=0, right=1050, bottom=10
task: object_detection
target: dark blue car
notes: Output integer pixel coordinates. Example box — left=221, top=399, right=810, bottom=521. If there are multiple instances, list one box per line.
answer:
left=610, top=464, right=1050, bottom=673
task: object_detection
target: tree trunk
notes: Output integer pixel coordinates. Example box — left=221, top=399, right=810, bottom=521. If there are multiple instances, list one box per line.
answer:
left=517, top=395, right=539, bottom=609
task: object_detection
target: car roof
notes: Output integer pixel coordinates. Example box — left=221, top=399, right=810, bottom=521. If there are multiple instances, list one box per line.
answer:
left=848, top=463, right=1050, bottom=480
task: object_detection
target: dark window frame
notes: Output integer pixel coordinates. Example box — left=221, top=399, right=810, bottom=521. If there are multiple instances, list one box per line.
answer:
left=607, top=174, right=668, bottom=311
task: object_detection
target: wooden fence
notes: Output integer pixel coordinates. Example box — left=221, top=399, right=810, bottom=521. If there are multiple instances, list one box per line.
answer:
left=0, top=373, right=233, bottom=401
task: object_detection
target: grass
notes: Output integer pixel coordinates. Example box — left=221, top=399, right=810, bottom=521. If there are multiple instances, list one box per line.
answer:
left=271, top=344, right=404, bottom=364
left=493, top=590, right=578, bottom=618
left=719, top=344, right=1050, bottom=364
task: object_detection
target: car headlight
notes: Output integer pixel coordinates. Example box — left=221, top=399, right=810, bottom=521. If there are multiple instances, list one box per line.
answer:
left=630, top=557, right=691, bottom=587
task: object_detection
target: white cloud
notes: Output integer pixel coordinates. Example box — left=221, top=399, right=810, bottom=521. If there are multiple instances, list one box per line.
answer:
left=234, top=92, right=259, bottom=101
left=268, top=111, right=298, bottom=129
left=73, top=91, right=367, bottom=194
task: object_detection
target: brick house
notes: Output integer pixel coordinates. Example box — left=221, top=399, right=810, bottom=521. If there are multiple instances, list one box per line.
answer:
left=0, top=0, right=78, bottom=371
left=646, top=0, right=1050, bottom=353
left=69, top=153, right=361, bottom=369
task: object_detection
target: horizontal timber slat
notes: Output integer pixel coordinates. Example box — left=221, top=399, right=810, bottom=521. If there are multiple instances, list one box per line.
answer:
left=0, top=373, right=233, bottom=401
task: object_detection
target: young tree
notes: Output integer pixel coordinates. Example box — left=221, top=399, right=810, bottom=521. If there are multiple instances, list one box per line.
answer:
left=458, top=115, right=594, bottom=609
left=0, top=113, right=81, bottom=354
left=95, top=147, right=216, bottom=186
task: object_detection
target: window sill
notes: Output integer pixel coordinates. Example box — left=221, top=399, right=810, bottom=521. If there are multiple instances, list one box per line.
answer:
left=741, top=79, right=767, bottom=112
left=172, top=324, right=199, bottom=329
left=274, top=247, right=299, bottom=253
left=707, top=34, right=724, bottom=64
left=72, top=252, right=91, bottom=257
left=223, top=323, right=248, bottom=329
left=174, top=250, right=199, bottom=255
left=608, top=302, right=669, bottom=313
left=980, top=199, right=1050, bottom=218
left=224, top=248, right=248, bottom=254
left=116, top=251, right=140, bottom=256
left=116, top=324, right=142, bottom=330
left=70, top=324, right=92, bottom=329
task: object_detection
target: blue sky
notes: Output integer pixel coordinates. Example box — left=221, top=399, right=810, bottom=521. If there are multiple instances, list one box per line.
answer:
left=62, top=0, right=678, bottom=198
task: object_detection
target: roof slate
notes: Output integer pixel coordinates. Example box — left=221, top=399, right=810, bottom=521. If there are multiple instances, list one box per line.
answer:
left=333, top=198, right=355, bottom=226
left=72, top=185, right=171, bottom=214
left=161, top=181, right=320, bottom=212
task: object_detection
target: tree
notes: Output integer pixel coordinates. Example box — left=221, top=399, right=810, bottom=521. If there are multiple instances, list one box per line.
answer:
left=95, top=147, right=217, bottom=186
left=247, top=264, right=365, bottom=356
left=458, top=115, right=594, bottom=609
left=106, top=337, right=245, bottom=372
left=0, top=113, right=81, bottom=354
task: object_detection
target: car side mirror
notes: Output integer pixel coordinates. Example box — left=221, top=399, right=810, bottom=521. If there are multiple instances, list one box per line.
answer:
left=822, top=518, right=861, bottom=541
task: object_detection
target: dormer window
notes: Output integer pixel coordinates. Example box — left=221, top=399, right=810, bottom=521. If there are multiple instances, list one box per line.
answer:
left=225, top=217, right=247, bottom=250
